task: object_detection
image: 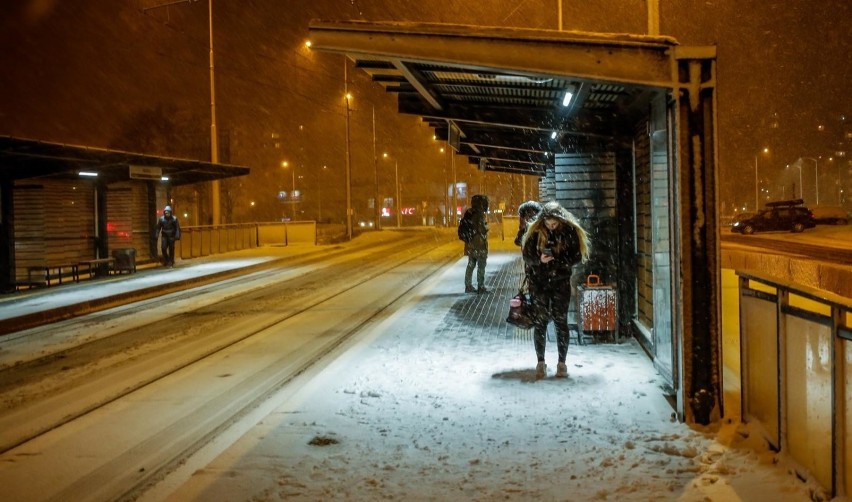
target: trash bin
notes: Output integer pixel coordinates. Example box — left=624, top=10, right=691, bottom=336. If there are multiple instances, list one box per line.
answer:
left=112, top=248, right=137, bottom=274
left=577, top=274, right=617, bottom=344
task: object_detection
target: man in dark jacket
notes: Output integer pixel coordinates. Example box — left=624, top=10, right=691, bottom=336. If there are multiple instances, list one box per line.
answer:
left=460, top=194, right=489, bottom=293
left=156, top=205, right=181, bottom=267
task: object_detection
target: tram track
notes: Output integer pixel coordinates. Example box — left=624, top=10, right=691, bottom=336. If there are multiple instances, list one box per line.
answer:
left=0, top=232, right=460, bottom=502
left=0, top=232, right=431, bottom=371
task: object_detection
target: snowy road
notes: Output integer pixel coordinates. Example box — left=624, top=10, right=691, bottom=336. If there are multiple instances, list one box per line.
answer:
left=0, top=231, right=460, bottom=501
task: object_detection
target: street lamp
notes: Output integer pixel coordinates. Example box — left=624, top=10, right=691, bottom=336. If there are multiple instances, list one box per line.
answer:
left=317, top=165, right=327, bottom=222
left=144, top=0, right=220, bottom=224
left=343, top=60, right=353, bottom=240
left=792, top=163, right=803, bottom=199
left=383, top=152, right=402, bottom=227
left=281, top=160, right=296, bottom=220
left=754, top=147, right=769, bottom=210
left=800, top=157, right=819, bottom=204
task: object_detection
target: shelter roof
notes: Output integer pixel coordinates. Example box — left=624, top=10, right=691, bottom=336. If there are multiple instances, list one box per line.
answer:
left=0, top=136, right=250, bottom=186
left=308, top=21, right=691, bottom=175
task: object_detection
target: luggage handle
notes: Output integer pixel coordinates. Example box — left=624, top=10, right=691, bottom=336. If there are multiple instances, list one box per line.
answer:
left=585, top=274, right=601, bottom=287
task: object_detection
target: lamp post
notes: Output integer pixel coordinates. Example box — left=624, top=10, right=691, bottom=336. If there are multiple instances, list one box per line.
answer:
left=318, top=165, right=327, bottom=222
left=794, top=164, right=803, bottom=199
left=281, top=161, right=296, bottom=220
left=754, top=147, right=769, bottom=210
left=372, top=106, right=381, bottom=230
left=344, top=61, right=353, bottom=240
left=382, top=152, right=402, bottom=228
left=394, top=158, right=401, bottom=227
left=144, top=0, right=219, bottom=224
left=800, top=157, right=819, bottom=205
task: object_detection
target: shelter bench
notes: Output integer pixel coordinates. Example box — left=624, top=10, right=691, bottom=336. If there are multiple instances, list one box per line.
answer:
left=78, top=257, right=115, bottom=279
left=27, top=263, right=80, bottom=286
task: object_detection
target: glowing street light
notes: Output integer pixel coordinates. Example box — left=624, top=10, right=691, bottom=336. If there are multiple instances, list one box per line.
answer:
left=383, top=152, right=402, bottom=227
left=281, top=160, right=296, bottom=220
left=754, top=147, right=769, bottom=210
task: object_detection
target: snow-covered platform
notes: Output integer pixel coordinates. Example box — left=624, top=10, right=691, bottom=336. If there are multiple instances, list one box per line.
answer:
left=0, top=233, right=817, bottom=500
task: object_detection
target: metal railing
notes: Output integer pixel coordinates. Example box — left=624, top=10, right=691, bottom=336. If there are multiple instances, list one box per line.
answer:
left=175, top=221, right=317, bottom=260
left=738, top=270, right=852, bottom=497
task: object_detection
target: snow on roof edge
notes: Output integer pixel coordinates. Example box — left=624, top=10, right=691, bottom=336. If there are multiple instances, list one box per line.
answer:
left=309, top=19, right=680, bottom=47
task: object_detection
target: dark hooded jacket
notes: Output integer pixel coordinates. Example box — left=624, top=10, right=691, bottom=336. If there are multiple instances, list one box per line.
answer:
left=521, top=202, right=589, bottom=287
left=514, top=200, right=542, bottom=246
left=463, top=194, right=489, bottom=256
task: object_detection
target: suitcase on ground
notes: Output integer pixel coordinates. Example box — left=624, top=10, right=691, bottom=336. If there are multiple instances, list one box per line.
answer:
left=577, top=274, right=617, bottom=343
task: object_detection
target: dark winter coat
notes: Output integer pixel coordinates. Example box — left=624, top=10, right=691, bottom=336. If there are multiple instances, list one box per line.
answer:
left=463, top=195, right=489, bottom=257
left=157, top=215, right=181, bottom=240
left=522, top=203, right=588, bottom=290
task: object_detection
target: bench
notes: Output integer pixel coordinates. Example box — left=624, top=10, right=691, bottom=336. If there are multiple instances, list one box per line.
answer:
left=27, top=263, right=80, bottom=286
left=78, top=257, right=115, bottom=279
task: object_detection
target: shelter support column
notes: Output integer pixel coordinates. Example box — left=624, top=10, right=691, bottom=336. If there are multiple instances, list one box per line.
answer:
left=95, top=181, right=109, bottom=262
left=0, top=179, right=14, bottom=292
left=673, top=48, right=719, bottom=425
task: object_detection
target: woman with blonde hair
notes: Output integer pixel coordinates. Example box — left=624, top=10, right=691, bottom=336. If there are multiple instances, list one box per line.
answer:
left=521, top=201, right=590, bottom=378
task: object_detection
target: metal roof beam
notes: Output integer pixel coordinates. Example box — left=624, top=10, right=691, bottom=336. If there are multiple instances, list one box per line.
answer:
left=309, top=21, right=679, bottom=88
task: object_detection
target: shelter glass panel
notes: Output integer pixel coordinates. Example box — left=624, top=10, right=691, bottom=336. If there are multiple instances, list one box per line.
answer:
left=845, top=339, right=852, bottom=496
left=650, top=97, right=672, bottom=377
left=742, top=295, right=779, bottom=443
left=784, top=314, right=832, bottom=490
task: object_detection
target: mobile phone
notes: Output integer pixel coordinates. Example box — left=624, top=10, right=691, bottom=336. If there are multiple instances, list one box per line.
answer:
left=543, top=247, right=553, bottom=256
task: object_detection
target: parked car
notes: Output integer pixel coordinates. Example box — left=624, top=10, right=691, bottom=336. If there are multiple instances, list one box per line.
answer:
left=810, top=205, right=849, bottom=225
left=730, top=199, right=815, bottom=234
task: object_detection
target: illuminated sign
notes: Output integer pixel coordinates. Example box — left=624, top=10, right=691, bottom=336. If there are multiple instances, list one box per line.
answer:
left=129, top=165, right=162, bottom=181
left=401, top=207, right=416, bottom=215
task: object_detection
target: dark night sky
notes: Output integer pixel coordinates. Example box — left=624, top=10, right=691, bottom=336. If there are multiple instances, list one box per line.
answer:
left=1, top=0, right=849, bottom=219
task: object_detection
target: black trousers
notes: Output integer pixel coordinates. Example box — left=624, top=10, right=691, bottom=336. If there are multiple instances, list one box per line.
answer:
left=530, top=283, right=572, bottom=363
left=161, top=236, right=176, bottom=265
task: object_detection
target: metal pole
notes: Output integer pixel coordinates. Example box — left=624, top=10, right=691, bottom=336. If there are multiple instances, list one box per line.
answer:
left=395, top=160, right=401, bottom=227
left=318, top=168, right=323, bottom=222
left=754, top=155, right=758, bottom=211
left=646, top=0, right=660, bottom=36
left=442, top=149, right=449, bottom=227
left=344, top=60, right=352, bottom=240
left=451, top=145, right=457, bottom=225
left=557, top=0, right=562, bottom=31
left=799, top=166, right=803, bottom=200
left=373, top=106, right=380, bottom=230
left=815, top=159, right=819, bottom=205
left=291, top=167, right=296, bottom=220
left=143, top=0, right=219, bottom=224
left=208, top=0, right=220, bottom=225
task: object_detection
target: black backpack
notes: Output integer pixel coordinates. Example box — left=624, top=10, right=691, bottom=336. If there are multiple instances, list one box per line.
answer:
left=457, top=212, right=474, bottom=242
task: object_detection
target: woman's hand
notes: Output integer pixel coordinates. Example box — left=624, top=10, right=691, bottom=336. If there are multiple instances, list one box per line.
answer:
left=540, top=254, right=554, bottom=264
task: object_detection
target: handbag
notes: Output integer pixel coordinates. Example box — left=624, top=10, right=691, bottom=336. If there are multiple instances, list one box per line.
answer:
left=506, top=276, right=534, bottom=329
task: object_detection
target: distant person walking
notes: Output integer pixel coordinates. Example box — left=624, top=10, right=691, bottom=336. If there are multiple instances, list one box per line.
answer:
left=522, top=201, right=589, bottom=378
left=458, top=194, right=489, bottom=293
left=156, top=205, right=181, bottom=268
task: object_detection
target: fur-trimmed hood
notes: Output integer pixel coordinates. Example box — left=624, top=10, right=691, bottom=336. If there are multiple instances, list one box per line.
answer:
left=517, top=200, right=542, bottom=219
left=524, top=201, right=590, bottom=263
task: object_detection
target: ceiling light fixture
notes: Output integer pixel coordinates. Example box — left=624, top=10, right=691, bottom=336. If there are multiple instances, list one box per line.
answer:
left=78, top=171, right=98, bottom=177
left=551, top=131, right=558, bottom=140
left=562, top=90, right=574, bottom=107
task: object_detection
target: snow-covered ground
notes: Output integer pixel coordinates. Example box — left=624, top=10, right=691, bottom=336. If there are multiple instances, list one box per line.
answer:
left=149, top=252, right=822, bottom=502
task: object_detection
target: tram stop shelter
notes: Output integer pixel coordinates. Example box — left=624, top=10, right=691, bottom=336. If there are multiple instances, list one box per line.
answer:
left=0, top=136, right=250, bottom=293
left=308, top=21, right=719, bottom=424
